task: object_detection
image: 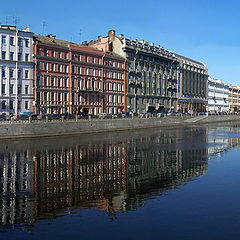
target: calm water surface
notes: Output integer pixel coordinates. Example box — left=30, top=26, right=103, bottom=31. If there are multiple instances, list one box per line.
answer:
left=1, top=123, right=240, bottom=240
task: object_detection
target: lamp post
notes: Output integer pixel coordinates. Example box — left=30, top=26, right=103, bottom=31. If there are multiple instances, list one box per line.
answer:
left=167, top=78, right=176, bottom=112
left=129, top=70, right=142, bottom=114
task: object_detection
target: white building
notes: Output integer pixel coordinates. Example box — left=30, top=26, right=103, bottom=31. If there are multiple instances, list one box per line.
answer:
left=0, top=25, right=33, bottom=115
left=208, top=77, right=229, bottom=113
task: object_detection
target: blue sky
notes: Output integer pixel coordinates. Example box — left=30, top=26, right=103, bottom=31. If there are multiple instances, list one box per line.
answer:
left=0, top=0, right=239, bottom=85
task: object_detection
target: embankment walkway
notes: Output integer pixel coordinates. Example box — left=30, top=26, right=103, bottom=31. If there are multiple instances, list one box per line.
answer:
left=0, top=114, right=239, bottom=140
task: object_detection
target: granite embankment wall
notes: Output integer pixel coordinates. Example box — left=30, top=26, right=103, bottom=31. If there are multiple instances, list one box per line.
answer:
left=0, top=114, right=239, bottom=140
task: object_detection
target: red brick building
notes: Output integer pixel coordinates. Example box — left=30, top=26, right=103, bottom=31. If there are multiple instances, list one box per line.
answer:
left=33, top=34, right=125, bottom=115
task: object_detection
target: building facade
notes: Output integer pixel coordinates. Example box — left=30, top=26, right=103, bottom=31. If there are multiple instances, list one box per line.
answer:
left=88, top=30, right=209, bottom=114
left=0, top=25, right=33, bottom=115
left=208, top=77, right=229, bottom=113
left=228, top=85, right=240, bottom=112
left=33, top=34, right=125, bottom=115
left=88, top=30, right=180, bottom=114
left=176, top=54, right=208, bottom=113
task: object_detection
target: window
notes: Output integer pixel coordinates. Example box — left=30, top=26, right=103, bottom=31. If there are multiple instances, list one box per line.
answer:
left=25, top=85, right=29, bottom=94
left=18, top=53, right=22, bottom=61
left=10, top=52, right=14, bottom=60
left=92, top=56, right=95, bottom=64
left=78, top=54, right=81, bottom=61
left=64, top=65, right=68, bottom=73
left=10, top=69, right=14, bottom=78
left=18, top=100, right=21, bottom=110
left=44, top=48, right=48, bottom=56
left=85, top=93, right=88, bottom=102
left=36, top=62, right=40, bottom=70
left=65, top=52, right=68, bottom=59
left=2, top=84, right=5, bottom=94
left=58, top=51, right=61, bottom=58
left=18, top=38, right=22, bottom=46
left=37, top=47, right=40, bottom=55
left=64, top=78, right=68, bottom=87
left=25, top=53, right=29, bottom=62
left=72, top=53, right=75, bottom=60
left=2, top=68, right=6, bottom=78
left=85, top=68, right=88, bottom=75
left=2, top=51, right=6, bottom=60
left=18, top=70, right=21, bottom=78
left=10, top=84, right=14, bottom=94
left=10, top=101, right=14, bottom=110
left=86, top=56, right=88, bottom=62
left=2, top=101, right=6, bottom=110
left=51, top=92, right=54, bottom=101
left=51, top=63, right=54, bottom=71
left=1, top=36, right=6, bottom=44
left=10, top=37, right=14, bottom=45
left=71, top=78, right=75, bottom=88
left=25, top=39, right=29, bottom=47
left=44, top=62, right=48, bottom=71
left=58, top=93, right=61, bottom=101
left=25, top=101, right=29, bottom=110
left=37, top=75, right=41, bottom=86
left=58, top=64, right=61, bottom=72
left=44, top=76, right=48, bottom=86
left=25, top=70, right=29, bottom=79
left=37, top=92, right=40, bottom=101
left=18, top=85, right=22, bottom=94
left=51, top=77, right=55, bottom=86
left=58, top=77, right=61, bottom=87
left=72, top=93, right=74, bottom=104
left=51, top=50, right=55, bottom=57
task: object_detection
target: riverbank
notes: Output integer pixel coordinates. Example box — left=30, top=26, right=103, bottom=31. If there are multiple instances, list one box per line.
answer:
left=0, top=114, right=239, bottom=140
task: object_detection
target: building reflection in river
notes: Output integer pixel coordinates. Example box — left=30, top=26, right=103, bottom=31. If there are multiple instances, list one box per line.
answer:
left=0, top=125, right=239, bottom=228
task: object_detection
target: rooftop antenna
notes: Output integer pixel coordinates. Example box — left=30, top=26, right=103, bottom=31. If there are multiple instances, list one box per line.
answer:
left=42, top=21, right=47, bottom=35
left=79, top=29, right=82, bottom=44
left=13, top=16, right=19, bottom=27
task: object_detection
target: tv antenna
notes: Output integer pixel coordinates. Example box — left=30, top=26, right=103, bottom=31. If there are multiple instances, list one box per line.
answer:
left=79, top=29, right=82, bottom=44
left=42, top=21, right=47, bottom=35
left=13, top=16, right=19, bottom=26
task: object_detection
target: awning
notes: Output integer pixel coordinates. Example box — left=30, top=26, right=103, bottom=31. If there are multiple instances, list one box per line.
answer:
left=192, top=99, right=205, bottom=104
left=178, top=99, right=188, bottom=103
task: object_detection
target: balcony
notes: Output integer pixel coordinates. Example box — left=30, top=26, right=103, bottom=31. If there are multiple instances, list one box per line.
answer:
left=75, top=87, right=101, bottom=93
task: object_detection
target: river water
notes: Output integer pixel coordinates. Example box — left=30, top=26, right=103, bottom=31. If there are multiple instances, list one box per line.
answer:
left=1, top=123, right=240, bottom=240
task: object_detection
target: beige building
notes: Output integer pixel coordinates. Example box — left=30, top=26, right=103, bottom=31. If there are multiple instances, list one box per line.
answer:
left=228, top=85, right=240, bottom=112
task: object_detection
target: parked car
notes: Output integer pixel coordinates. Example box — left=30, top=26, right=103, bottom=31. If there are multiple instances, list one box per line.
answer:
left=60, top=113, right=76, bottom=120
left=16, top=114, right=29, bottom=120
left=0, top=114, right=6, bottom=120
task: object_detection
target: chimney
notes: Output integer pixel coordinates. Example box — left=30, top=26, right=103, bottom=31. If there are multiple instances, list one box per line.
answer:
left=119, top=34, right=124, bottom=39
left=108, top=30, right=116, bottom=37
left=46, top=34, right=56, bottom=39
left=22, top=26, right=30, bottom=32
left=98, top=35, right=102, bottom=40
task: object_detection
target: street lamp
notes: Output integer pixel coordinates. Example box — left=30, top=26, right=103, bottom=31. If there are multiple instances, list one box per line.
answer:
left=129, top=69, right=142, bottom=114
left=167, top=78, right=177, bottom=112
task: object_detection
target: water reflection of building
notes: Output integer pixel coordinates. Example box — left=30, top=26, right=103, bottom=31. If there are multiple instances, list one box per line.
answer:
left=0, top=151, right=34, bottom=226
left=33, top=142, right=127, bottom=217
left=1, top=126, right=239, bottom=227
